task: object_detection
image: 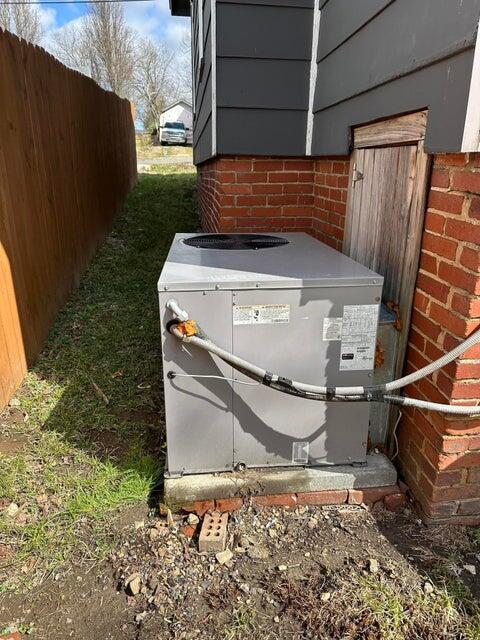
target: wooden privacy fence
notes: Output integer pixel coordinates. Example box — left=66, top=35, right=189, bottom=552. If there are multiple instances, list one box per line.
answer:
left=0, top=29, right=137, bottom=409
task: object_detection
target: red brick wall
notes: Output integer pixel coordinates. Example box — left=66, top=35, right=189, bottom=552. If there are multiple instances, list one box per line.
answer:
left=197, top=157, right=314, bottom=233
left=312, top=157, right=350, bottom=251
left=398, top=152, right=480, bottom=524
left=196, top=152, right=480, bottom=524
left=197, top=156, right=350, bottom=240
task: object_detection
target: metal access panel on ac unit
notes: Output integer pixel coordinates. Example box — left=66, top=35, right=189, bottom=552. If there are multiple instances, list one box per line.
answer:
left=158, top=233, right=383, bottom=476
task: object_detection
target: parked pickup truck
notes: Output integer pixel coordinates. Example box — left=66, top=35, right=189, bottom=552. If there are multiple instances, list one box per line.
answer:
left=160, top=121, right=188, bottom=146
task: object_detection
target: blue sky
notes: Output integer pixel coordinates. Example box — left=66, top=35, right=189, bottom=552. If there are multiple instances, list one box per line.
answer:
left=40, top=0, right=189, bottom=51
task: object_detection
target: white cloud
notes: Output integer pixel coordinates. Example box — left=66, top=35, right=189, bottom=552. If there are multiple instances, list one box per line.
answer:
left=123, top=0, right=165, bottom=40
left=165, top=20, right=189, bottom=47
left=38, top=6, right=57, bottom=32
left=123, top=0, right=188, bottom=48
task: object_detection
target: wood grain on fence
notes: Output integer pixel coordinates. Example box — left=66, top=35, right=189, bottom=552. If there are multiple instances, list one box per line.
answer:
left=0, top=29, right=137, bottom=409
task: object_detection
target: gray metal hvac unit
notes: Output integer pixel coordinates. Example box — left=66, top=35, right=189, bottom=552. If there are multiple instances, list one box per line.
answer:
left=158, top=233, right=384, bottom=477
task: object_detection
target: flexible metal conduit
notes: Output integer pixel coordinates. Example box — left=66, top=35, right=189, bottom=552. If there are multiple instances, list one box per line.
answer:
left=165, top=299, right=480, bottom=415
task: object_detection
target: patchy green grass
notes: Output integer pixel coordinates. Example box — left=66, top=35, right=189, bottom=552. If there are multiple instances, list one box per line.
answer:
left=354, top=573, right=476, bottom=640
left=265, top=565, right=480, bottom=640
left=0, top=165, right=197, bottom=592
left=429, top=563, right=480, bottom=638
left=224, top=602, right=259, bottom=640
left=469, top=526, right=480, bottom=548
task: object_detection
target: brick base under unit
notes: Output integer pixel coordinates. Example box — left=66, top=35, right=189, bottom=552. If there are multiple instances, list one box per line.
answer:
left=196, top=152, right=480, bottom=525
left=177, top=485, right=406, bottom=516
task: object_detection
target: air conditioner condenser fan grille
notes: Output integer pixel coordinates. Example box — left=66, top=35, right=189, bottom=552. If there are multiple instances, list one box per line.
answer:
left=182, top=234, right=290, bottom=250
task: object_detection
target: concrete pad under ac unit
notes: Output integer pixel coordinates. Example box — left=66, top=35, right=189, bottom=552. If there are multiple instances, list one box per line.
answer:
left=164, top=453, right=397, bottom=504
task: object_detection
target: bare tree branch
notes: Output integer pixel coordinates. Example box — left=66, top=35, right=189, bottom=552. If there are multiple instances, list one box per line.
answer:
left=49, top=4, right=192, bottom=127
left=176, top=28, right=192, bottom=101
left=51, top=3, right=136, bottom=98
left=50, top=21, right=93, bottom=77
left=132, top=38, right=177, bottom=132
left=0, top=4, right=44, bottom=44
left=83, top=3, right=136, bottom=97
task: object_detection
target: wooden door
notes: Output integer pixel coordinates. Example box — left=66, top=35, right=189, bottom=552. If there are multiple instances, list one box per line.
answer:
left=344, top=112, right=431, bottom=376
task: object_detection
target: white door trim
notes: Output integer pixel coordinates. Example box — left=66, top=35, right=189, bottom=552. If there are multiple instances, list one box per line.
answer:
left=462, top=18, right=480, bottom=152
left=306, top=0, right=320, bottom=156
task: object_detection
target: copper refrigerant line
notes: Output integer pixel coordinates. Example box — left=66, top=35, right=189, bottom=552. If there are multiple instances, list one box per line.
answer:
left=165, top=299, right=480, bottom=416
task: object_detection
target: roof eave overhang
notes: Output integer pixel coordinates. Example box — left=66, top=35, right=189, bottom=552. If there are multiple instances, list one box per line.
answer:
left=170, top=0, right=191, bottom=16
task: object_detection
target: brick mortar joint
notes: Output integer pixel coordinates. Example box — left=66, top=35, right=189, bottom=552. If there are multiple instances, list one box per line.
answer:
left=417, top=275, right=480, bottom=312
left=426, top=202, right=480, bottom=218
left=412, top=307, right=478, bottom=337
left=406, top=416, right=480, bottom=440
left=421, top=243, right=480, bottom=262
left=419, top=260, right=480, bottom=282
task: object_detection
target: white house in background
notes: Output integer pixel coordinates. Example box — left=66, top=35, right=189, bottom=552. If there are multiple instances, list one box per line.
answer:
left=159, top=100, right=193, bottom=143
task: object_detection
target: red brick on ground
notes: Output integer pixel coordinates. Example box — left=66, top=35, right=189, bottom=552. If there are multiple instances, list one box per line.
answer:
left=215, top=497, right=243, bottom=512
left=384, top=493, right=408, bottom=512
left=347, top=486, right=398, bottom=505
left=252, top=493, right=297, bottom=508
left=182, top=500, right=215, bottom=517
left=296, top=490, right=348, bottom=505
left=180, top=524, right=197, bottom=537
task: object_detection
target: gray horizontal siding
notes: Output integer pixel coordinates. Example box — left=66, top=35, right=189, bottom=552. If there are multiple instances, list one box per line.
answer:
left=185, top=0, right=480, bottom=160
left=312, top=0, right=480, bottom=154
left=217, top=2, right=312, bottom=59
left=217, top=58, right=309, bottom=109
left=220, top=0, right=313, bottom=7
left=194, top=114, right=212, bottom=164
left=312, top=50, right=475, bottom=155
left=203, top=0, right=211, bottom=41
left=193, top=0, right=214, bottom=163
left=217, top=108, right=307, bottom=156
left=314, top=0, right=478, bottom=112
left=194, top=25, right=212, bottom=127
left=317, top=0, right=392, bottom=60
left=195, top=72, right=212, bottom=142
left=214, top=0, right=313, bottom=158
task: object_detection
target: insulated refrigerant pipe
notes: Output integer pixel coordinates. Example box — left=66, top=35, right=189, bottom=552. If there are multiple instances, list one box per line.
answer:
left=168, top=327, right=365, bottom=402
left=165, top=299, right=480, bottom=415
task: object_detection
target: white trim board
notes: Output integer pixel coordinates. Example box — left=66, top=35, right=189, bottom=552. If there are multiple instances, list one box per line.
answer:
left=211, top=0, right=217, bottom=156
left=198, top=0, right=204, bottom=69
left=306, top=0, right=321, bottom=156
left=462, top=17, right=480, bottom=152
left=190, top=0, right=196, bottom=115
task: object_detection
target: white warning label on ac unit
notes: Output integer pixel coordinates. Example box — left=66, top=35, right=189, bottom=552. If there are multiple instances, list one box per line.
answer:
left=233, top=304, right=290, bottom=325
left=322, top=317, right=343, bottom=341
left=339, top=304, right=379, bottom=371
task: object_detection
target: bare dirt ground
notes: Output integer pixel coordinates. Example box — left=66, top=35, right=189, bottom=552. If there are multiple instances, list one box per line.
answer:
left=2, top=500, right=479, bottom=639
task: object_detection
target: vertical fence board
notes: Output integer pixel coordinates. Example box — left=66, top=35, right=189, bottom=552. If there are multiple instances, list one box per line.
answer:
left=0, top=30, right=137, bottom=409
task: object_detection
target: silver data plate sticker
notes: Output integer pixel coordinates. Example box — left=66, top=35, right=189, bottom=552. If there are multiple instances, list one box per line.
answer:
left=233, top=304, right=290, bottom=325
left=340, top=304, right=379, bottom=371
left=322, top=317, right=343, bottom=341
left=292, top=441, right=309, bottom=464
